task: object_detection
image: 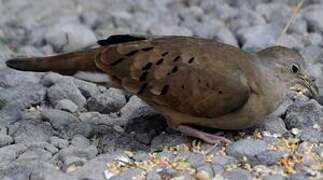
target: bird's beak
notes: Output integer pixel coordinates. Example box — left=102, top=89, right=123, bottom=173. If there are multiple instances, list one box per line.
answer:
left=290, top=75, right=319, bottom=99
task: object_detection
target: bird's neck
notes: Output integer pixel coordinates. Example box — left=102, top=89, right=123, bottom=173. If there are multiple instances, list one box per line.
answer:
left=252, top=59, right=288, bottom=115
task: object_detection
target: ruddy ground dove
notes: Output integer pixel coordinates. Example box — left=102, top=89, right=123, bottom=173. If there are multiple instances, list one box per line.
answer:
left=6, top=35, right=319, bottom=143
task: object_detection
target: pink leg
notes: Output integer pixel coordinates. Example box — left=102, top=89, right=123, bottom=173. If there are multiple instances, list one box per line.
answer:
left=177, top=125, right=231, bottom=144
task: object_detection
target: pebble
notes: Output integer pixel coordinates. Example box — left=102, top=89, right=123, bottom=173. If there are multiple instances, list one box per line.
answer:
left=41, top=109, right=79, bottom=132
left=146, top=171, right=162, bottom=180
left=236, top=23, right=280, bottom=52
left=86, top=88, right=126, bottom=114
left=55, top=99, right=78, bottom=113
left=196, top=165, right=214, bottom=180
left=49, top=136, right=69, bottom=149
left=176, top=151, right=205, bottom=168
left=223, top=168, right=252, bottom=180
left=254, top=150, right=287, bottom=166
left=47, top=80, right=86, bottom=108
left=45, top=23, right=97, bottom=52
left=303, top=4, right=323, bottom=33
left=211, top=163, right=224, bottom=175
left=211, top=155, right=238, bottom=166
left=285, top=99, right=323, bottom=130
left=263, top=175, right=287, bottom=180
left=226, top=139, right=267, bottom=159
left=261, top=117, right=289, bottom=135
left=110, top=168, right=144, bottom=180
left=0, top=134, right=13, bottom=147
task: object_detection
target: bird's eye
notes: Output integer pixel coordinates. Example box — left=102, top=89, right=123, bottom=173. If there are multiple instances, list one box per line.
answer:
left=291, top=64, right=299, bottom=73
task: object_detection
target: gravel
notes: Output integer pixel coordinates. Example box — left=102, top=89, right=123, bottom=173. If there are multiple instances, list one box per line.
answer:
left=0, top=0, right=322, bottom=179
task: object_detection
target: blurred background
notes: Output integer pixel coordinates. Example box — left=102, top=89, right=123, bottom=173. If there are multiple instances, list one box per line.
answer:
left=2, top=0, right=323, bottom=91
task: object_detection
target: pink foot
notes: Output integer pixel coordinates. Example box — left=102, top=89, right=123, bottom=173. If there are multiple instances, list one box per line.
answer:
left=177, top=125, right=231, bottom=144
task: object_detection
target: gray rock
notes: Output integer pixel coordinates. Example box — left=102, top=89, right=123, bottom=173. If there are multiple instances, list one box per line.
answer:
left=304, top=33, right=323, bottom=46
left=223, top=168, right=252, bottom=180
left=303, top=4, right=323, bottom=33
left=0, top=134, right=13, bottom=147
left=149, top=24, right=193, bottom=36
left=0, top=125, right=7, bottom=135
left=156, top=151, right=176, bottom=161
left=301, top=45, right=323, bottom=65
left=289, top=172, right=308, bottom=180
left=57, top=145, right=98, bottom=165
left=55, top=99, right=78, bottom=113
left=47, top=80, right=86, bottom=108
left=196, top=165, right=214, bottom=178
left=30, top=163, right=77, bottom=180
left=289, top=18, right=308, bottom=35
left=276, top=34, right=304, bottom=51
left=0, top=164, right=32, bottom=180
left=285, top=99, right=323, bottom=129
left=16, top=149, right=52, bottom=162
left=133, top=151, right=149, bottom=161
left=70, top=135, right=90, bottom=148
left=146, top=171, right=161, bottom=180
left=42, top=72, right=98, bottom=99
left=264, top=175, right=286, bottom=180
left=110, top=168, right=144, bottom=180
left=0, top=82, right=46, bottom=110
left=49, top=136, right=69, bottom=149
left=119, top=96, right=157, bottom=124
left=261, top=117, right=289, bottom=135
left=27, top=141, right=58, bottom=154
left=71, top=153, right=117, bottom=180
left=73, top=79, right=99, bottom=98
left=211, top=163, right=224, bottom=175
left=230, top=6, right=266, bottom=32
left=11, top=120, right=53, bottom=144
left=227, top=139, right=267, bottom=159
left=158, top=168, right=192, bottom=179
left=236, top=23, right=280, bottom=52
left=151, top=133, right=188, bottom=152
left=0, top=68, right=41, bottom=88
left=211, top=155, right=238, bottom=166
left=86, top=88, right=126, bottom=114
left=299, top=127, right=323, bottom=143
left=45, top=22, right=96, bottom=52
left=41, top=109, right=79, bottom=132
left=176, top=151, right=205, bottom=168
left=254, top=150, right=287, bottom=165
left=0, top=144, right=27, bottom=167
left=255, top=2, right=291, bottom=26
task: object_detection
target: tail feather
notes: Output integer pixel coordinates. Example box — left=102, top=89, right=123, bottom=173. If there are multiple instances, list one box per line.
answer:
left=6, top=48, right=101, bottom=75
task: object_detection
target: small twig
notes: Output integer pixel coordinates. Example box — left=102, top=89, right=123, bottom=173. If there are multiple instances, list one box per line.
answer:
left=276, top=0, right=305, bottom=45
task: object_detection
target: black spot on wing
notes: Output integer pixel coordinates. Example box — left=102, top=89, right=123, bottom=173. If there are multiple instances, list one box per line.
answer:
left=156, top=58, right=164, bottom=65
left=142, top=62, right=152, bottom=71
left=173, top=56, right=180, bottom=62
left=188, top=57, right=195, bottom=64
left=161, top=85, right=169, bottom=95
left=139, top=71, right=149, bottom=82
left=110, top=58, right=124, bottom=66
left=137, top=83, right=148, bottom=94
left=125, top=50, right=139, bottom=56
left=162, top=52, right=169, bottom=56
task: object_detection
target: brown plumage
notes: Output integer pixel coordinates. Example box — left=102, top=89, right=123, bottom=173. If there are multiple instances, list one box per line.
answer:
left=6, top=34, right=319, bottom=143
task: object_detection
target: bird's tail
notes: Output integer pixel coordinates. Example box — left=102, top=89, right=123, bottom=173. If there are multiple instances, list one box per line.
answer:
left=6, top=48, right=102, bottom=75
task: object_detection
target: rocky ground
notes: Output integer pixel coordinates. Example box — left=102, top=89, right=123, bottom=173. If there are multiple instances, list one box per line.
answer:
left=0, top=0, right=322, bottom=179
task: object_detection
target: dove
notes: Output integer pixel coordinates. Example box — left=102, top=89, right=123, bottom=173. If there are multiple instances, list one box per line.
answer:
left=6, top=34, right=319, bottom=143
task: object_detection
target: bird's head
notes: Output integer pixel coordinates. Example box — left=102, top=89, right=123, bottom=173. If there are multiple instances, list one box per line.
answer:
left=257, top=46, right=319, bottom=99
